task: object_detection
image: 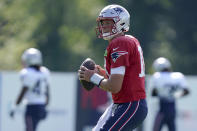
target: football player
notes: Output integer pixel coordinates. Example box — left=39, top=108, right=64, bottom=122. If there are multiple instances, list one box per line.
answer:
left=78, top=4, right=148, bottom=130
left=10, top=48, right=50, bottom=131
left=151, top=57, right=190, bottom=131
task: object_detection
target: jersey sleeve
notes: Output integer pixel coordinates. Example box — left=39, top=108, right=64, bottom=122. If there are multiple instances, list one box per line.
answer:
left=175, top=72, right=188, bottom=89
left=40, top=66, right=51, bottom=89
left=109, top=42, right=130, bottom=68
left=151, top=73, right=159, bottom=88
left=41, top=66, right=51, bottom=84
left=19, top=69, right=36, bottom=89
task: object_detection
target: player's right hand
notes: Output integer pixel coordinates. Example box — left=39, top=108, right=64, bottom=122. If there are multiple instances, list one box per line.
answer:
left=9, top=110, right=15, bottom=118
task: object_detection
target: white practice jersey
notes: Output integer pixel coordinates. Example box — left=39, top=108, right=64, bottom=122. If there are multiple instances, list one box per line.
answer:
left=151, top=72, right=188, bottom=101
left=20, top=66, right=50, bottom=105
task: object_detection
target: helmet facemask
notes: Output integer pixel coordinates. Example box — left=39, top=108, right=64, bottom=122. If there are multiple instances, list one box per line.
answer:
left=96, top=18, right=119, bottom=40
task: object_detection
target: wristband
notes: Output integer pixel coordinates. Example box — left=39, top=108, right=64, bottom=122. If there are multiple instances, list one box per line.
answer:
left=98, top=78, right=104, bottom=87
left=90, top=73, right=104, bottom=87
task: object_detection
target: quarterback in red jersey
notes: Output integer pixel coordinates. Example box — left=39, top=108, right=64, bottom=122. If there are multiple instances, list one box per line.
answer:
left=78, top=4, right=147, bottom=131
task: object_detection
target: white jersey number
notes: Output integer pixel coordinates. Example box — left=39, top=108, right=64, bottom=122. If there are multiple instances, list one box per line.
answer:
left=138, top=46, right=145, bottom=77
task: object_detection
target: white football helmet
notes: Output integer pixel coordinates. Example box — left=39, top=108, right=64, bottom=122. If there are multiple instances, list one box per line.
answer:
left=153, top=57, right=171, bottom=72
left=21, top=48, right=42, bottom=67
left=96, top=4, right=130, bottom=40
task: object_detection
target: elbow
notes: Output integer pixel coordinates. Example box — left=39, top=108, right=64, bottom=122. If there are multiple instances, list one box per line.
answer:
left=152, top=89, right=158, bottom=96
left=183, top=88, right=190, bottom=96
left=110, top=85, right=121, bottom=94
left=111, top=90, right=120, bottom=94
left=105, top=75, right=123, bottom=94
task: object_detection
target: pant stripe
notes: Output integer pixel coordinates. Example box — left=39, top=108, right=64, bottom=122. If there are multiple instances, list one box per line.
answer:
left=119, top=100, right=140, bottom=130
left=109, top=102, right=132, bottom=131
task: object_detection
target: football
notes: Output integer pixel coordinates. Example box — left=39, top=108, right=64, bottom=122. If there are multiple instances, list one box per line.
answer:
left=80, top=58, right=96, bottom=91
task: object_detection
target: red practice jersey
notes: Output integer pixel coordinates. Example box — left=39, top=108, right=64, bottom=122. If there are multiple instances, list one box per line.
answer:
left=104, top=35, right=146, bottom=103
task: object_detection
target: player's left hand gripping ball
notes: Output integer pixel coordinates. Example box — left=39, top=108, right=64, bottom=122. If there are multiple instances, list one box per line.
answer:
left=78, top=58, right=96, bottom=91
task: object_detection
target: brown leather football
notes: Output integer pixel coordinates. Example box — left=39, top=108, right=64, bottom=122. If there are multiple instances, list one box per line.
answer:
left=80, top=58, right=96, bottom=91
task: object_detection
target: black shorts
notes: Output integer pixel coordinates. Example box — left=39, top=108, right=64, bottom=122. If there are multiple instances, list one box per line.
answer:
left=25, top=104, right=47, bottom=122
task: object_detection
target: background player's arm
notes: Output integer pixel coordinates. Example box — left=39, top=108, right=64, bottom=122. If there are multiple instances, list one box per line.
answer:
left=151, top=87, right=158, bottom=97
left=182, top=88, right=189, bottom=96
left=15, top=86, right=28, bottom=105
left=45, top=85, right=50, bottom=106
left=173, top=87, right=190, bottom=98
left=10, top=86, right=28, bottom=118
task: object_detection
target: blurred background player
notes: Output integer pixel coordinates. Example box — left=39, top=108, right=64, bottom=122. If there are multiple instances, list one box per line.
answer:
left=151, top=57, right=190, bottom=131
left=78, top=4, right=148, bottom=130
left=10, top=48, right=50, bottom=131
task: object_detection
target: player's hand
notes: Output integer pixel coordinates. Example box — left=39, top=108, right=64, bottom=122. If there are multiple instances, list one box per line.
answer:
left=78, top=66, right=95, bottom=82
left=9, top=103, right=17, bottom=119
left=95, top=65, right=108, bottom=78
left=9, top=110, right=15, bottom=118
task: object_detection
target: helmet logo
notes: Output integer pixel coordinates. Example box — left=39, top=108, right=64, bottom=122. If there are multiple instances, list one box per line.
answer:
left=113, top=7, right=123, bottom=15
left=100, top=11, right=106, bottom=17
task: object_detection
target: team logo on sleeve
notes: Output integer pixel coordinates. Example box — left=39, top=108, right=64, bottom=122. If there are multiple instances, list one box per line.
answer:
left=111, top=51, right=128, bottom=63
